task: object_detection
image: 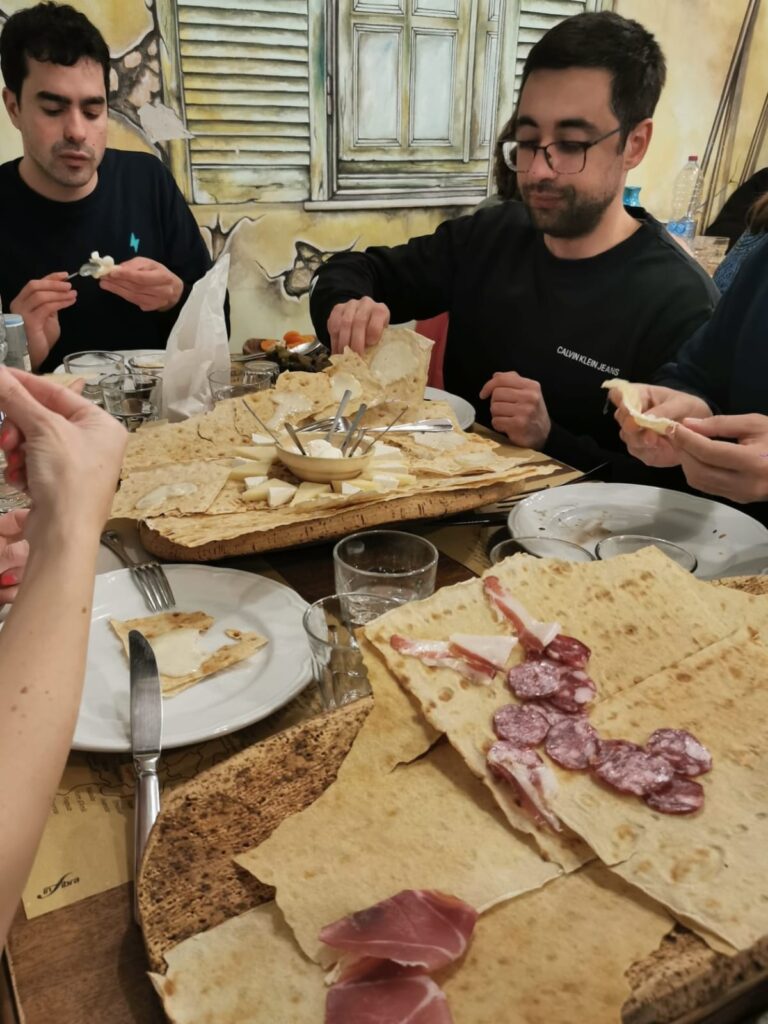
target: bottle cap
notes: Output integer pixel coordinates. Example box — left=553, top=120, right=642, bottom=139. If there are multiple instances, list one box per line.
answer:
left=688, top=155, right=698, bottom=161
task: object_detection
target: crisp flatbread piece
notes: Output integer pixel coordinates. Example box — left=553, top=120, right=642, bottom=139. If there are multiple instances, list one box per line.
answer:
left=111, top=460, right=231, bottom=518
left=363, top=325, right=433, bottom=413
left=542, top=628, right=768, bottom=953
left=601, top=377, right=676, bottom=435
left=363, top=549, right=744, bottom=867
left=149, top=902, right=325, bottom=1024
left=237, top=742, right=562, bottom=966
left=109, top=610, right=267, bottom=697
left=438, top=862, right=671, bottom=1024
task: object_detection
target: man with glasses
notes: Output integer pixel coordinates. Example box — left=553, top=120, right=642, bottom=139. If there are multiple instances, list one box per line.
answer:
left=310, top=12, right=717, bottom=479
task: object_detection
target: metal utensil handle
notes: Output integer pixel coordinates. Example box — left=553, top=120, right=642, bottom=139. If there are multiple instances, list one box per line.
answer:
left=101, top=529, right=142, bottom=568
left=341, top=403, right=367, bottom=455
left=284, top=421, right=308, bottom=455
left=133, top=759, right=160, bottom=922
left=326, top=388, right=352, bottom=442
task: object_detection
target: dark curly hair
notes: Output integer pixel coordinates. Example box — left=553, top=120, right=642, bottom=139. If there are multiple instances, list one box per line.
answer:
left=519, top=11, right=666, bottom=143
left=0, top=2, right=110, bottom=101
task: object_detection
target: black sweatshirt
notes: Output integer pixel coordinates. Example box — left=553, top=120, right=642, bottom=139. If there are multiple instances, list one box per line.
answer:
left=0, top=149, right=213, bottom=372
left=311, top=202, right=718, bottom=481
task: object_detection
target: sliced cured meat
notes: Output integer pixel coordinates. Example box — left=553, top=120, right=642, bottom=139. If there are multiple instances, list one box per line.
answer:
left=645, top=728, right=712, bottom=778
left=482, top=576, right=560, bottom=654
left=319, top=889, right=477, bottom=972
left=493, top=704, right=550, bottom=746
left=326, top=967, right=454, bottom=1024
left=644, top=777, right=705, bottom=815
left=591, top=743, right=674, bottom=797
left=545, top=717, right=600, bottom=770
left=390, top=635, right=495, bottom=685
left=487, top=740, right=561, bottom=832
left=545, top=670, right=597, bottom=714
left=532, top=700, right=574, bottom=727
left=507, top=659, right=565, bottom=699
left=448, top=633, right=518, bottom=673
left=544, top=634, right=591, bottom=669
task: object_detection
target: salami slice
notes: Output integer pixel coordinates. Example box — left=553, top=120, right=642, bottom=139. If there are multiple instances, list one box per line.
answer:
left=507, top=659, right=564, bottom=699
left=545, top=670, right=597, bottom=714
left=544, top=634, right=591, bottom=669
left=645, top=777, right=705, bottom=815
left=493, top=704, right=550, bottom=747
left=645, top=728, right=712, bottom=777
left=545, top=717, right=600, bottom=770
left=592, top=743, right=674, bottom=796
left=532, top=700, right=574, bottom=727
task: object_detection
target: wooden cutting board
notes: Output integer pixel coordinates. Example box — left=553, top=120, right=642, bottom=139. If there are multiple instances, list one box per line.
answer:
left=138, top=578, right=768, bottom=1022
left=139, top=459, right=578, bottom=561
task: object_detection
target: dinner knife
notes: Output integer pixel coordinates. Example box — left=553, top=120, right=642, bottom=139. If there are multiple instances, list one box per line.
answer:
left=129, top=629, right=163, bottom=923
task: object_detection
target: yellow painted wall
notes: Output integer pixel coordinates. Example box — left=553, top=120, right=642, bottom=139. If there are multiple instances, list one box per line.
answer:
left=617, top=0, right=768, bottom=222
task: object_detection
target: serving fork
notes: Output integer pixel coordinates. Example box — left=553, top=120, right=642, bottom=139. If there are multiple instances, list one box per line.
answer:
left=100, top=531, right=176, bottom=612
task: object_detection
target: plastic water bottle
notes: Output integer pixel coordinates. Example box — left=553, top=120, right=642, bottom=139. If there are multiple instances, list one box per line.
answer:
left=623, top=185, right=641, bottom=207
left=667, top=155, right=702, bottom=241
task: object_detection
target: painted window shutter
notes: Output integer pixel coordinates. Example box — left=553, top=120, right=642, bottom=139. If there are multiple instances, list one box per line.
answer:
left=511, top=0, right=601, bottom=103
left=177, top=0, right=311, bottom=202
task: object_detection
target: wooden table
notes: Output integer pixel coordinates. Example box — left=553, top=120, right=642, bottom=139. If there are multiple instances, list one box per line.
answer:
left=3, top=533, right=768, bottom=1024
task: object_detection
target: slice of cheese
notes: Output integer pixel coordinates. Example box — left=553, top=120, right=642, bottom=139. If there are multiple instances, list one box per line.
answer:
left=268, top=482, right=298, bottom=507
left=233, top=445, right=277, bottom=461
left=149, top=627, right=207, bottom=677
left=230, top=463, right=273, bottom=481
left=601, top=378, right=676, bottom=435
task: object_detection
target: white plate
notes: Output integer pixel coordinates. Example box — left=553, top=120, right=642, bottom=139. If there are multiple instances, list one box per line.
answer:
left=53, top=349, right=166, bottom=374
left=73, top=565, right=312, bottom=752
left=425, top=386, right=475, bottom=430
left=508, top=482, right=768, bottom=580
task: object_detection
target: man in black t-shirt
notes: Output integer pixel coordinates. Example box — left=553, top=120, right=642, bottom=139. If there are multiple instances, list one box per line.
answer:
left=310, top=12, right=718, bottom=478
left=0, top=3, right=213, bottom=372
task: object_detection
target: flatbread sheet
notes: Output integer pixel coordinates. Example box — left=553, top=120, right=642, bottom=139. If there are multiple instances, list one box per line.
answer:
left=601, top=377, right=676, bottom=435
left=149, top=902, right=325, bottom=1023
left=438, top=862, right=671, bottom=1024
left=111, top=460, right=230, bottom=517
left=237, top=742, right=562, bottom=967
left=542, top=628, right=768, bottom=952
left=363, top=548, right=734, bottom=867
left=109, top=611, right=267, bottom=697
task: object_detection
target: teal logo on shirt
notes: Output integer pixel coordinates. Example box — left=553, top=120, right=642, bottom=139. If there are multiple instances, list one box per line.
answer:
left=129, top=233, right=140, bottom=253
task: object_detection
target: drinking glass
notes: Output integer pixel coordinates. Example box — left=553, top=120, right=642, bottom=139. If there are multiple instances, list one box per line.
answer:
left=595, top=534, right=698, bottom=573
left=63, top=350, right=125, bottom=402
left=100, top=372, right=162, bottom=431
left=302, top=592, right=401, bottom=709
left=333, top=530, right=438, bottom=604
left=490, top=536, right=595, bottom=564
left=208, top=364, right=276, bottom=402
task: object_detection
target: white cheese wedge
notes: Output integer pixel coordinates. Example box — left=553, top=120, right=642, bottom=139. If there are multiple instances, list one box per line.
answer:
left=291, top=482, right=333, bottom=505
left=331, top=478, right=382, bottom=494
left=268, top=482, right=298, bottom=507
left=244, top=475, right=268, bottom=489
left=229, top=463, right=273, bottom=481
left=232, top=445, right=277, bottom=461
left=148, top=628, right=207, bottom=677
left=370, top=474, right=400, bottom=490
left=337, top=481, right=362, bottom=495
left=135, top=482, right=198, bottom=510
left=242, top=477, right=285, bottom=502
left=303, top=438, right=342, bottom=459
left=251, top=433, right=276, bottom=446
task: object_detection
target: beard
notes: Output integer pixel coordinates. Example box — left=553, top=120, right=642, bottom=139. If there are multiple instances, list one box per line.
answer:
left=521, top=182, right=615, bottom=238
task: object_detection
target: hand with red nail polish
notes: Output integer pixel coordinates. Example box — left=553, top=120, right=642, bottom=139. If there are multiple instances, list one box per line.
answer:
left=0, top=508, right=29, bottom=604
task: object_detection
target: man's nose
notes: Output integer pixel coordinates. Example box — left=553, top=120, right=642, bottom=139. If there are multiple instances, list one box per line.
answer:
left=524, top=147, right=558, bottom=183
left=63, top=109, right=87, bottom=144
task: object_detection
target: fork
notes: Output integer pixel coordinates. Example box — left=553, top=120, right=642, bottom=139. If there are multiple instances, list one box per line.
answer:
left=100, top=531, right=176, bottom=612
left=304, top=417, right=454, bottom=434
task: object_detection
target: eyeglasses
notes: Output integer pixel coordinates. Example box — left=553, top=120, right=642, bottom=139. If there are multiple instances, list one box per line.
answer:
left=502, top=127, right=622, bottom=174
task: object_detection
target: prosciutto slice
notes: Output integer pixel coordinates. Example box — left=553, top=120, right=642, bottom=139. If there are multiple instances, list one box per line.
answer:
left=326, top=967, right=454, bottom=1024
left=390, top=635, right=497, bottom=685
left=487, top=740, right=562, bottom=832
left=319, top=889, right=478, bottom=972
left=482, top=576, right=560, bottom=654
left=448, top=633, right=518, bottom=673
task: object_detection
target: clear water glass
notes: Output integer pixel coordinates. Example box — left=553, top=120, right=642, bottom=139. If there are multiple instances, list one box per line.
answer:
left=100, top=372, right=162, bottom=431
left=595, top=534, right=698, bottom=573
left=63, top=350, right=125, bottom=402
left=490, top=536, right=595, bottom=564
left=208, top=364, right=276, bottom=402
left=333, top=530, right=438, bottom=604
left=302, top=592, right=401, bottom=709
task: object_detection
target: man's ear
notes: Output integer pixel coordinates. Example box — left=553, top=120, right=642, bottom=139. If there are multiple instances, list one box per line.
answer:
left=624, top=118, right=653, bottom=171
left=2, top=87, right=22, bottom=128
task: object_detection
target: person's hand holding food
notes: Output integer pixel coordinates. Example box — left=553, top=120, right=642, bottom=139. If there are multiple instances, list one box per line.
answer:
left=327, top=297, right=391, bottom=355
left=9, top=273, right=76, bottom=368
left=667, top=413, right=768, bottom=503
left=0, top=368, right=127, bottom=535
left=609, top=383, right=712, bottom=468
left=479, top=371, right=551, bottom=449
left=98, top=256, right=184, bottom=312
